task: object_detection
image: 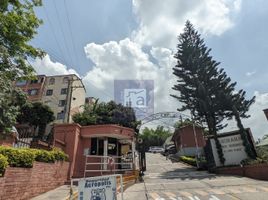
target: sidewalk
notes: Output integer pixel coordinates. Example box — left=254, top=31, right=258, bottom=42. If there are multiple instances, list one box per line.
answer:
left=117, top=182, right=147, bottom=200
left=30, top=185, right=77, bottom=200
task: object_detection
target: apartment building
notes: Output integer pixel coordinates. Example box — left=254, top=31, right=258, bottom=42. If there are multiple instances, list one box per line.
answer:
left=15, top=74, right=86, bottom=124
left=15, top=75, right=46, bottom=102
left=42, top=74, right=86, bottom=123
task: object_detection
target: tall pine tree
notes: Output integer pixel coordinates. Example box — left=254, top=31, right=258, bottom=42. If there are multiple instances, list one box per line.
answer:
left=171, top=21, right=255, bottom=164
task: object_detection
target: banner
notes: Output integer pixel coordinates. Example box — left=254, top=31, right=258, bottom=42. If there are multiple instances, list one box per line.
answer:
left=78, top=175, right=117, bottom=200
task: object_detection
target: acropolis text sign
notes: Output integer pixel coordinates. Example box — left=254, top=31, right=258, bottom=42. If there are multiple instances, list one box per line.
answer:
left=78, top=175, right=117, bottom=200
left=210, top=133, right=249, bottom=166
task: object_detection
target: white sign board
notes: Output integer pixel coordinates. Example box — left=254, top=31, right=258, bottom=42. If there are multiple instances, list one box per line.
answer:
left=210, top=134, right=248, bottom=166
left=78, top=175, right=117, bottom=200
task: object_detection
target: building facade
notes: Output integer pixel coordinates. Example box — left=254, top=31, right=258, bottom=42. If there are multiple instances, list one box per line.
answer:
left=42, top=74, right=86, bottom=123
left=15, top=74, right=86, bottom=124
left=172, top=125, right=206, bottom=157
left=54, top=123, right=137, bottom=178
left=15, top=75, right=46, bottom=102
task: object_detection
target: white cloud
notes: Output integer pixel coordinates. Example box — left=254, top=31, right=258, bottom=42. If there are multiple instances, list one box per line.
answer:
left=31, top=54, right=79, bottom=76
left=246, top=71, right=256, bottom=76
left=83, top=38, right=179, bottom=113
left=132, top=0, right=242, bottom=49
left=223, top=91, right=268, bottom=139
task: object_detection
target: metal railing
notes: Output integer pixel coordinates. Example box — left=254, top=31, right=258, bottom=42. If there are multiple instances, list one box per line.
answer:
left=84, top=155, right=134, bottom=177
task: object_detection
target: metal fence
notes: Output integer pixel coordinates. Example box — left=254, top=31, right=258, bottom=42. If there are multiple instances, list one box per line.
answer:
left=84, top=155, right=134, bottom=177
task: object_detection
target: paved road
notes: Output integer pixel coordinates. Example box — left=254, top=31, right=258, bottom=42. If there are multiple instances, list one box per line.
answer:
left=122, top=153, right=268, bottom=200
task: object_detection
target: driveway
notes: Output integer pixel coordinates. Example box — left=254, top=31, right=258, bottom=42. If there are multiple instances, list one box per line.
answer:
left=122, top=153, right=268, bottom=200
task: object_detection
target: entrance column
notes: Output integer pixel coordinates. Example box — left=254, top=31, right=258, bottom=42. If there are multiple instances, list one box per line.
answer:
left=131, top=140, right=136, bottom=170
left=104, top=137, right=108, bottom=170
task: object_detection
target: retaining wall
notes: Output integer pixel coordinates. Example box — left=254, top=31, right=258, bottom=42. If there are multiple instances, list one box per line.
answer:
left=215, top=163, right=268, bottom=180
left=0, top=161, right=69, bottom=200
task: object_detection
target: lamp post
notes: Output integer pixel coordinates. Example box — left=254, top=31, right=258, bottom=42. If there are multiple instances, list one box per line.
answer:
left=191, top=114, right=200, bottom=168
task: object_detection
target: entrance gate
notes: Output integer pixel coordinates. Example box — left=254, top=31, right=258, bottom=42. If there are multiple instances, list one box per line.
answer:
left=137, top=111, right=197, bottom=172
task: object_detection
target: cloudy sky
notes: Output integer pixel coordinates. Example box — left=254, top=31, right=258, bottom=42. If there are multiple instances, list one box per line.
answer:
left=30, top=0, right=268, bottom=139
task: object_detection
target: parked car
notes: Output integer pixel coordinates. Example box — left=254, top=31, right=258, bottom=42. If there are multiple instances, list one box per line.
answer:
left=148, top=146, right=165, bottom=153
left=161, top=144, right=176, bottom=156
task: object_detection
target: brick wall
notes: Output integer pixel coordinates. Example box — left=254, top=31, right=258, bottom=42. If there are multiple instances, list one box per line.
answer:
left=0, top=161, right=69, bottom=200
left=215, top=164, right=268, bottom=180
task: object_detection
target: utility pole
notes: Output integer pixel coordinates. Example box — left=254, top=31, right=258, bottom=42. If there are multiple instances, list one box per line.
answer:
left=66, top=76, right=85, bottom=123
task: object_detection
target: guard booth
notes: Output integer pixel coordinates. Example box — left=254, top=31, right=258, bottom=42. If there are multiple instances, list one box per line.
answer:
left=53, top=123, right=138, bottom=178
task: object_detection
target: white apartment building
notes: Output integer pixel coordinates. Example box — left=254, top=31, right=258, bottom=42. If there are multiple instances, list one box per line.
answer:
left=42, top=74, right=86, bottom=123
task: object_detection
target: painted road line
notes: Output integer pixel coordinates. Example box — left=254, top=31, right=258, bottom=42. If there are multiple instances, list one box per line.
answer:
left=163, top=191, right=177, bottom=199
left=209, top=195, right=221, bottom=200
left=178, top=191, right=193, bottom=198
left=149, top=192, right=161, bottom=200
left=189, top=196, right=201, bottom=200
left=194, top=190, right=209, bottom=196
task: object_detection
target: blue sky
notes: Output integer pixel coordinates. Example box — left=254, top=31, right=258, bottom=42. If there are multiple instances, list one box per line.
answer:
left=31, top=0, right=137, bottom=75
left=31, top=0, right=268, bottom=139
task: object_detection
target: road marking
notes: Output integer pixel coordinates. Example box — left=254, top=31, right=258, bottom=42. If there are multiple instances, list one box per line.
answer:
left=195, top=190, right=209, bottom=196
left=209, top=195, right=221, bottom=200
left=178, top=191, right=193, bottom=197
left=188, top=196, right=201, bottom=200
left=149, top=192, right=161, bottom=199
left=163, top=192, right=177, bottom=199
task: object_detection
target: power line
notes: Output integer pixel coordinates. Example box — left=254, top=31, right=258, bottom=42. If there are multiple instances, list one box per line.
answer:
left=42, top=5, right=68, bottom=65
left=52, top=0, right=75, bottom=68
left=63, top=0, right=80, bottom=67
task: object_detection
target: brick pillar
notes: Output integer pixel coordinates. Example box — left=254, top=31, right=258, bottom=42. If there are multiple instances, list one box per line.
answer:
left=54, top=123, right=81, bottom=179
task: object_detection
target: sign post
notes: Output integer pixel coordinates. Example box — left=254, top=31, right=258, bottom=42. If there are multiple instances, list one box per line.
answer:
left=71, top=174, right=123, bottom=200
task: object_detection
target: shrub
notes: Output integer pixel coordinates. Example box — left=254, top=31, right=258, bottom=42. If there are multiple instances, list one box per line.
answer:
left=179, top=156, right=197, bottom=166
left=240, top=147, right=268, bottom=166
left=33, top=149, right=56, bottom=163
left=0, top=146, right=68, bottom=168
left=0, top=146, right=35, bottom=168
left=0, top=154, right=8, bottom=176
left=52, top=148, right=68, bottom=161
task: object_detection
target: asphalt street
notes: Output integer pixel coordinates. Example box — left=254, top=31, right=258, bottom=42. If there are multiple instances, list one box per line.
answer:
left=122, top=153, right=268, bottom=200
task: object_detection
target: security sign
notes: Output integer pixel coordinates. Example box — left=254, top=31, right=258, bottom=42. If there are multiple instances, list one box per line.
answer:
left=78, top=175, right=117, bottom=200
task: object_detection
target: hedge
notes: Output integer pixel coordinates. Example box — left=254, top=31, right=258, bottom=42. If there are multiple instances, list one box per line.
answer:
left=0, top=154, right=8, bottom=176
left=0, top=146, right=68, bottom=176
left=179, top=156, right=197, bottom=166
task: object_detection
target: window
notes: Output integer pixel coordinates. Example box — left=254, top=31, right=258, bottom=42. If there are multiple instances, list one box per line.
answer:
left=28, top=89, right=38, bottom=96
left=58, top=100, right=66, bottom=107
left=15, top=80, right=27, bottom=86
left=30, top=79, right=38, bottom=84
left=49, top=78, right=55, bottom=85
left=63, top=77, right=69, bottom=84
left=46, top=89, right=53, bottom=96
left=57, top=112, right=65, bottom=120
left=61, top=88, right=68, bottom=95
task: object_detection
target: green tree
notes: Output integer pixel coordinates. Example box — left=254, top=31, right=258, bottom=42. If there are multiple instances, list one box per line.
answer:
left=171, top=21, right=255, bottom=164
left=0, top=0, right=43, bottom=134
left=73, top=100, right=140, bottom=131
left=139, top=126, right=172, bottom=151
left=17, top=102, right=55, bottom=139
